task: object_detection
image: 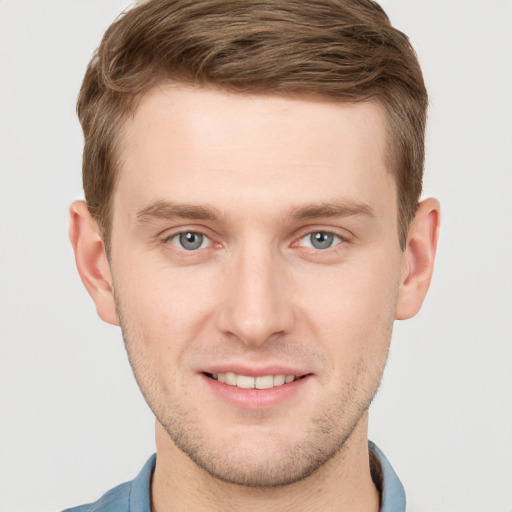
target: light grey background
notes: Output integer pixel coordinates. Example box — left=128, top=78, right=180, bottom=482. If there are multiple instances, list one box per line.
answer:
left=1, top=1, right=511, bottom=511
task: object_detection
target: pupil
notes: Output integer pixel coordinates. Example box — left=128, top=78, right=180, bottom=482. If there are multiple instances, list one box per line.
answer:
left=311, top=232, right=333, bottom=249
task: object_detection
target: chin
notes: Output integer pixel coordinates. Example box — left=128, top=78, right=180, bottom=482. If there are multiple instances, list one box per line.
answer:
left=161, top=411, right=361, bottom=488
left=180, top=442, right=331, bottom=488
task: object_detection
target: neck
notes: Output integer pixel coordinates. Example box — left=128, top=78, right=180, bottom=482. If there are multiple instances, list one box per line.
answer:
left=151, top=414, right=380, bottom=512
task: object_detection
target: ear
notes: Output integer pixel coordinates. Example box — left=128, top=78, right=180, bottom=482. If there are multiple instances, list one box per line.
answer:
left=395, top=198, right=441, bottom=320
left=69, top=200, right=119, bottom=326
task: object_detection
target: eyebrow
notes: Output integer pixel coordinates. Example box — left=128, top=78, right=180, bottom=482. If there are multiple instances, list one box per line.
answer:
left=135, top=198, right=376, bottom=225
left=136, top=200, right=222, bottom=224
left=286, top=200, right=376, bottom=221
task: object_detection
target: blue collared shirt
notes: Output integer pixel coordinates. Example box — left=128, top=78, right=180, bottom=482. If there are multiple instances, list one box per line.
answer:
left=62, top=442, right=405, bottom=512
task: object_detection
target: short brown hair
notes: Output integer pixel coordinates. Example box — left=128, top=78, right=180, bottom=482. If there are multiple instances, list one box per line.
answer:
left=77, top=0, right=427, bottom=250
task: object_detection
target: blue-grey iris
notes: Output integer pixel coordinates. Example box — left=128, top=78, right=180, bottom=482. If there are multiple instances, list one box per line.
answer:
left=179, top=232, right=204, bottom=250
left=310, top=232, right=334, bottom=249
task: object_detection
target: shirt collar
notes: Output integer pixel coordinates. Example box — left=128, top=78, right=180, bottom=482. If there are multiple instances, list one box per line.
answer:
left=369, top=441, right=406, bottom=512
left=129, top=443, right=405, bottom=512
left=129, top=453, right=155, bottom=512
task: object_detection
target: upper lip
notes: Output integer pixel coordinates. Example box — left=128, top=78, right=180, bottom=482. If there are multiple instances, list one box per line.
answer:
left=201, top=364, right=310, bottom=378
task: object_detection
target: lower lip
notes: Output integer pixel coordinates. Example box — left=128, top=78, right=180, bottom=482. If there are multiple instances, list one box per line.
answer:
left=200, top=374, right=312, bottom=409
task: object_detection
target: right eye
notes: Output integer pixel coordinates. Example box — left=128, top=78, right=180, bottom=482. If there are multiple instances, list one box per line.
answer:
left=168, top=231, right=211, bottom=251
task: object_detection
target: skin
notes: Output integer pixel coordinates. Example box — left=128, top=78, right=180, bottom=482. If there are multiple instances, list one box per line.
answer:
left=70, top=84, right=440, bottom=512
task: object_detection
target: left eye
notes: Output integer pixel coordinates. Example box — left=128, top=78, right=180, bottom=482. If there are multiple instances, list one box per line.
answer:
left=299, top=231, right=342, bottom=250
left=169, top=232, right=210, bottom=251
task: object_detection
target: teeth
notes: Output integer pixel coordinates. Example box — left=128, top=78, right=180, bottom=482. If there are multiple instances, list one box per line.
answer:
left=211, top=372, right=298, bottom=389
left=225, top=372, right=237, bottom=386
left=273, top=374, right=285, bottom=386
left=255, top=375, right=274, bottom=389
left=237, top=374, right=255, bottom=389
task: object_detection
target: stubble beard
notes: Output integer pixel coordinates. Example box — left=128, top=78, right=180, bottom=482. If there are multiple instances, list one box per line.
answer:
left=114, top=294, right=394, bottom=488
left=123, top=336, right=388, bottom=488
left=159, top=382, right=380, bottom=488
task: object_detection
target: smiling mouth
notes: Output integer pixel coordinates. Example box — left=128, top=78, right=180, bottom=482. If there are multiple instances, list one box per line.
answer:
left=205, top=372, right=306, bottom=389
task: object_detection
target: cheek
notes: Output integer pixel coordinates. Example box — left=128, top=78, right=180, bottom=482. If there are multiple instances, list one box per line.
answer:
left=113, top=268, right=214, bottom=397
left=296, top=256, right=400, bottom=353
left=113, top=259, right=223, bottom=357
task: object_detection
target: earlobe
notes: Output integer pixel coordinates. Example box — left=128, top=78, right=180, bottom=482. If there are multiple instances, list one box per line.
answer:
left=69, top=200, right=119, bottom=326
left=395, top=198, right=441, bottom=320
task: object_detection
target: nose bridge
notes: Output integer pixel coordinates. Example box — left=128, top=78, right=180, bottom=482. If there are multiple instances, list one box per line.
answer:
left=219, top=237, right=293, bottom=346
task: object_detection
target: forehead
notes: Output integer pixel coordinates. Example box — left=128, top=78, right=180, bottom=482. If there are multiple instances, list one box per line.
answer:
left=114, top=84, right=395, bottom=224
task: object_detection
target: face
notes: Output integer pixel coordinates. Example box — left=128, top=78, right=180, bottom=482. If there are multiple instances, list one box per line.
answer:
left=108, top=85, right=405, bottom=486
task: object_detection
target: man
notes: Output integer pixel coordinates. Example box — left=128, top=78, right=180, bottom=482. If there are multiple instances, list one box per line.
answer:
left=66, top=0, right=440, bottom=510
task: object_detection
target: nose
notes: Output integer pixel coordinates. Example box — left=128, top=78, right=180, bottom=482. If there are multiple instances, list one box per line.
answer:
left=216, top=241, right=295, bottom=347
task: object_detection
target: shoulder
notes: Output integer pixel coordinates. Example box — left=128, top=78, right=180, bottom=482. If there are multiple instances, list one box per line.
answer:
left=60, top=454, right=156, bottom=512
left=61, top=481, right=131, bottom=512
